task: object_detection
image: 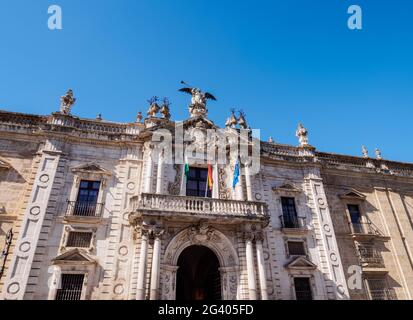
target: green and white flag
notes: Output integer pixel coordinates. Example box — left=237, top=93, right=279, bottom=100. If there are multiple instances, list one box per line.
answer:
left=184, top=156, right=190, bottom=181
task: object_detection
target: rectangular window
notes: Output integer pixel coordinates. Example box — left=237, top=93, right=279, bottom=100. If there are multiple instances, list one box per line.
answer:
left=186, top=167, right=211, bottom=198
left=287, top=241, right=306, bottom=256
left=294, top=277, right=313, bottom=300
left=55, top=274, right=85, bottom=300
left=367, top=277, right=396, bottom=300
left=74, top=180, right=101, bottom=216
left=348, top=204, right=363, bottom=233
left=281, top=197, right=298, bottom=228
left=66, top=232, right=92, bottom=248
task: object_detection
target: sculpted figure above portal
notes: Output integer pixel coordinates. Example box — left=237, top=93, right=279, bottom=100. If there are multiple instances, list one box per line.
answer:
left=179, top=82, right=216, bottom=118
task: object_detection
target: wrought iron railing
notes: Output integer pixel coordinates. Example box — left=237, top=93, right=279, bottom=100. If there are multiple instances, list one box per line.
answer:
left=295, top=291, right=313, bottom=300
left=55, top=274, right=85, bottom=300
left=358, top=244, right=385, bottom=267
left=66, top=201, right=104, bottom=217
left=279, top=215, right=306, bottom=229
left=351, top=221, right=384, bottom=236
left=55, top=289, right=83, bottom=300
left=0, top=229, right=13, bottom=279
left=369, top=288, right=397, bottom=300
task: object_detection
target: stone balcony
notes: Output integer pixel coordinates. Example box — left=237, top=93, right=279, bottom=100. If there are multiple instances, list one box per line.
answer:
left=128, top=193, right=269, bottom=224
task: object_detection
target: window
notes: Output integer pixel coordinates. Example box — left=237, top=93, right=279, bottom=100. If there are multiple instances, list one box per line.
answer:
left=74, top=180, right=101, bottom=216
left=281, top=197, right=299, bottom=228
left=287, top=241, right=306, bottom=256
left=348, top=204, right=363, bottom=233
left=366, top=277, right=397, bottom=300
left=66, top=232, right=92, bottom=248
left=186, top=167, right=211, bottom=198
left=77, top=180, right=100, bottom=203
left=294, top=277, right=313, bottom=300
left=55, top=274, right=85, bottom=300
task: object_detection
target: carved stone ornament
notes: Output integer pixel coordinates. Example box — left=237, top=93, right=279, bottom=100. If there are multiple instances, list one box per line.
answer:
left=362, top=145, right=369, bottom=158
left=218, top=167, right=231, bottom=200
left=375, top=148, right=382, bottom=160
left=255, top=231, right=265, bottom=243
left=243, top=231, right=255, bottom=242
left=296, top=123, right=309, bottom=147
left=179, top=86, right=216, bottom=118
left=59, top=89, right=76, bottom=115
left=147, top=96, right=160, bottom=117
left=168, top=164, right=182, bottom=196
left=160, top=98, right=171, bottom=120
left=188, top=221, right=215, bottom=244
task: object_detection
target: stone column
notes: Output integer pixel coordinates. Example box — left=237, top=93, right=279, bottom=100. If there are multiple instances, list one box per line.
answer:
left=244, top=162, right=253, bottom=201
left=136, top=229, right=149, bottom=300
left=149, top=228, right=164, bottom=300
left=245, top=232, right=257, bottom=300
left=155, top=151, right=164, bottom=194
left=144, top=147, right=153, bottom=194
left=255, top=232, right=268, bottom=300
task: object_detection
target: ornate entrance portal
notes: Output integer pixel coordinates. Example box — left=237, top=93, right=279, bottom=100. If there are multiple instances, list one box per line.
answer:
left=176, top=245, right=221, bottom=300
left=161, top=225, right=240, bottom=300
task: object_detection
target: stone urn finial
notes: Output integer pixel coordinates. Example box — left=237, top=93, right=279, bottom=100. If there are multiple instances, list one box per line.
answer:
left=362, top=145, right=369, bottom=158
left=160, top=98, right=171, bottom=120
left=375, top=148, right=382, bottom=160
left=147, top=96, right=160, bottom=117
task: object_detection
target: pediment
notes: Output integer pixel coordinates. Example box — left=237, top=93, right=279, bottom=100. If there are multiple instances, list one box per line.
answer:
left=339, top=189, right=366, bottom=200
left=272, top=182, right=301, bottom=193
left=52, top=248, right=96, bottom=265
left=285, top=256, right=317, bottom=270
left=0, top=157, right=12, bottom=170
left=71, top=162, right=111, bottom=176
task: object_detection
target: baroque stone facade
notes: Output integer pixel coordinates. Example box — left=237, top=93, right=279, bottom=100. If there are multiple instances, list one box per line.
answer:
left=1, top=91, right=413, bottom=300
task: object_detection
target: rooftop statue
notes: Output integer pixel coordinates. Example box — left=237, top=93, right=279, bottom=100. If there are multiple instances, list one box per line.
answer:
left=179, top=81, right=216, bottom=117
left=59, top=89, right=76, bottom=115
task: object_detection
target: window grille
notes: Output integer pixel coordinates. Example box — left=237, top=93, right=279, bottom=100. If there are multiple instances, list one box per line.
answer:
left=287, top=241, right=306, bottom=256
left=66, top=232, right=92, bottom=248
left=294, top=277, right=313, bottom=300
left=55, top=274, right=85, bottom=300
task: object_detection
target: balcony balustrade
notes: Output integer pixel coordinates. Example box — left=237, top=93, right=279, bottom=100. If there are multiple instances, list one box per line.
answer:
left=129, top=193, right=269, bottom=221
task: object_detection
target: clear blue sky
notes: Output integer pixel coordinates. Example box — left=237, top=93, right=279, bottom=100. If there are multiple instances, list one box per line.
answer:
left=1, top=0, right=412, bottom=162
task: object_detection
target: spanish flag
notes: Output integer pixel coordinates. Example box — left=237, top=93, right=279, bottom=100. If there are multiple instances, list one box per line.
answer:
left=207, top=164, right=213, bottom=191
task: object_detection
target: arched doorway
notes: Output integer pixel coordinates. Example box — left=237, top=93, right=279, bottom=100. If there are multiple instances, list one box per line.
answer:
left=176, top=245, right=221, bottom=300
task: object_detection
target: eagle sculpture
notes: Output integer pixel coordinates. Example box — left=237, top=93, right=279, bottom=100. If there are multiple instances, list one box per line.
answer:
left=179, top=86, right=217, bottom=106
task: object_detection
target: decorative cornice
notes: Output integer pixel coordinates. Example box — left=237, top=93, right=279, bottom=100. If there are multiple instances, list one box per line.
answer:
left=1, top=110, right=413, bottom=178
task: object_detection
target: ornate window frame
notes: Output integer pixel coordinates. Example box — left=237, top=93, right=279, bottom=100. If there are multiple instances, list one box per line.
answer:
left=66, top=163, right=112, bottom=218
left=283, top=236, right=309, bottom=259
left=339, top=189, right=368, bottom=233
left=272, top=182, right=310, bottom=232
left=290, top=275, right=316, bottom=300
left=60, top=225, right=97, bottom=254
left=48, top=249, right=97, bottom=300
